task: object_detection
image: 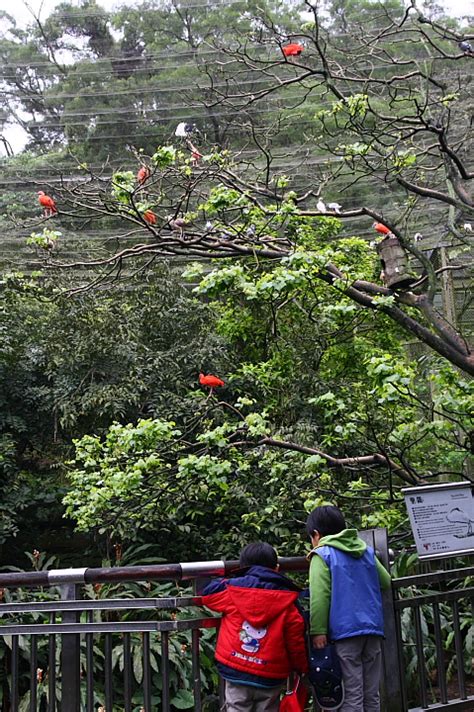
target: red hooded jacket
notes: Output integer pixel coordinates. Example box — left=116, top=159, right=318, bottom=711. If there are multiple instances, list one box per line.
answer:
left=202, top=566, right=308, bottom=680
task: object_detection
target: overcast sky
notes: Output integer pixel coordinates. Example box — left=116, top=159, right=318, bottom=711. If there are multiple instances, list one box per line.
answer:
left=1, top=0, right=473, bottom=154
left=2, top=0, right=472, bottom=24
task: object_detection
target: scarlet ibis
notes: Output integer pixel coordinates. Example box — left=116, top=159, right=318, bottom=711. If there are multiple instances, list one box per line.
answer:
left=137, top=166, right=150, bottom=184
left=282, top=43, right=304, bottom=57
left=143, top=210, right=157, bottom=225
left=37, top=191, right=57, bottom=217
left=199, top=373, right=225, bottom=388
left=373, top=222, right=391, bottom=235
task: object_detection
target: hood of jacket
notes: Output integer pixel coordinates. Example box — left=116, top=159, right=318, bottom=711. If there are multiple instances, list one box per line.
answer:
left=226, top=565, right=300, bottom=627
left=316, top=528, right=367, bottom=558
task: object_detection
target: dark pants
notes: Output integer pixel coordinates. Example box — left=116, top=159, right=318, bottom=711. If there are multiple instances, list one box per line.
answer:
left=335, top=635, right=382, bottom=712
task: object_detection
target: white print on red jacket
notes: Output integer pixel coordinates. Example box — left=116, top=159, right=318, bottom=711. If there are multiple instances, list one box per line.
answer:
left=239, top=621, right=268, bottom=654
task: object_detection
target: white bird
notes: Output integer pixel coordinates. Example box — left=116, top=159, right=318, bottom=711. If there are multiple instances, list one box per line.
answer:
left=463, top=222, right=472, bottom=232
left=414, top=233, right=423, bottom=242
left=175, top=122, right=188, bottom=137
left=327, top=202, right=342, bottom=213
left=316, top=199, right=326, bottom=213
left=205, top=221, right=214, bottom=231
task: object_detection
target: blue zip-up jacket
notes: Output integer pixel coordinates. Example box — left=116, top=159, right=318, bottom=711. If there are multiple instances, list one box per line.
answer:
left=309, top=529, right=391, bottom=641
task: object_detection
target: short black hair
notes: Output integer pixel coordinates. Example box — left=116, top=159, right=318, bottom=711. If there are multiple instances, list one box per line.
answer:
left=239, top=542, right=278, bottom=569
left=306, top=505, right=346, bottom=538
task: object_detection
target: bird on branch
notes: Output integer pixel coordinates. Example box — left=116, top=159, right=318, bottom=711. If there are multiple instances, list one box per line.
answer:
left=175, top=122, right=198, bottom=138
left=137, top=166, right=150, bottom=184
left=199, top=373, right=225, bottom=394
left=327, top=202, right=342, bottom=213
left=37, top=191, right=57, bottom=217
left=373, top=222, right=391, bottom=236
left=143, top=210, right=157, bottom=225
left=168, top=215, right=193, bottom=238
left=282, top=43, right=304, bottom=57
left=458, top=40, right=474, bottom=56
left=316, top=199, right=327, bottom=213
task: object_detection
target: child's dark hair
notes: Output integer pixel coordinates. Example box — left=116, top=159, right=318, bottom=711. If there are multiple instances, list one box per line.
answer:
left=306, top=505, right=346, bottom=538
left=239, top=542, right=278, bottom=569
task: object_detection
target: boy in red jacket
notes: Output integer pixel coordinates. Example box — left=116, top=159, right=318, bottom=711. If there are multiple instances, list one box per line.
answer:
left=202, top=542, right=308, bottom=711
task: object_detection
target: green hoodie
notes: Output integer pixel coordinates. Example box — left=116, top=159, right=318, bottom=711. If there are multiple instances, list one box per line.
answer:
left=308, top=529, right=391, bottom=636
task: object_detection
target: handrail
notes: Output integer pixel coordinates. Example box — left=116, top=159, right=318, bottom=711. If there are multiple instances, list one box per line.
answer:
left=0, top=555, right=309, bottom=588
left=391, top=565, right=474, bottom=589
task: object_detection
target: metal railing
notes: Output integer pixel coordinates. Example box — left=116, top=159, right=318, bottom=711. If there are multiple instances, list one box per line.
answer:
left=0, top=556, right=307, bottom=712
left=0, top=534, right=472, bottom=711
left=393, top=566, right=474, bottom=712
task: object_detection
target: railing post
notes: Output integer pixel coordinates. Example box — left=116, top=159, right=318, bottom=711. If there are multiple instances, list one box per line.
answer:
left=359, top=528, right=405, bottom=712
left=47, top=570, right=87, bottom=712
left=59, top=582, right=81, bottom=712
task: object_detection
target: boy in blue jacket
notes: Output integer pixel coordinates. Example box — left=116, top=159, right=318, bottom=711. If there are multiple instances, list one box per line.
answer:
left=306, top=506, right=391, bottom=712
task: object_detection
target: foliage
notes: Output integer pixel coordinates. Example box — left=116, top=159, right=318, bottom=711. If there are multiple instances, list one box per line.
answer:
left=0, top=266, right=226, bottom=560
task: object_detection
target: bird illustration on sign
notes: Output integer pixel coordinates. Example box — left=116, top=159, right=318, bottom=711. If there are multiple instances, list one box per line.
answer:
left=446, top=508, right=474, bottom=538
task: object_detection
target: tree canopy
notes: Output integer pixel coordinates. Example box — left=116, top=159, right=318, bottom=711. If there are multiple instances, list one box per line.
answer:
left=0, top=0, right=472, bottom=564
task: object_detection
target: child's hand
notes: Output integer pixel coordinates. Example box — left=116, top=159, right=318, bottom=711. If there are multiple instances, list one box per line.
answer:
left=312, top=635, right=327, bottom=649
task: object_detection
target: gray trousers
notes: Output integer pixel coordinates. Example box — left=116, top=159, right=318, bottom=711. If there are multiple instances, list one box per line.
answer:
left=335, top=635, right=382, bottom=712
left=224, top=680, right=283, bottom=711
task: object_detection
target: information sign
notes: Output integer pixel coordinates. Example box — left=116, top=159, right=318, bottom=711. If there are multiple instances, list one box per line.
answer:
left=403, top=482, right=474, bottom=560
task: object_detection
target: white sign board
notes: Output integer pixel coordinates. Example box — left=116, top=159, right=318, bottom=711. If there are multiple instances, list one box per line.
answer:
left=403, top=482, right=474, bottom=560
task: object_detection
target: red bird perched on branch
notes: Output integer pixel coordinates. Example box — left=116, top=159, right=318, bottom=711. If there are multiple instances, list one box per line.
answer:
left=199, top=373, right=225, bottom=389
left=373, top=222, right=391, bottom=235
left=282, top=43, right=304, bottom=57
left=37, top=191, right=57, bottom=217
left=137, top=166, right=150, bottom=184
left=143, top=210, right=157, bottom=225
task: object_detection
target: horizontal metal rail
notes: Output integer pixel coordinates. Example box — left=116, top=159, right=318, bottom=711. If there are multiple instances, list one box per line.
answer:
left=392, top=566, right=474, bottom=589
left=0, top=596, right=201, bottom=614
left=394, top=586, right=474, bottom=608
left=0, top=617, right=218, bottom=635
left=0, top=555, right=308, bottom=588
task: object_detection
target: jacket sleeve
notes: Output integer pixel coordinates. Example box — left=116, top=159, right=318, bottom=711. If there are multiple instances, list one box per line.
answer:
left=375, top=557, right=392, bottom=590
left=202, top=578, right=228, bottom=595
left=284, top=606, right=309, bottom=674
left=309, top=554, right=331, bottom=635
left=200, top=588, right=230, bottom=613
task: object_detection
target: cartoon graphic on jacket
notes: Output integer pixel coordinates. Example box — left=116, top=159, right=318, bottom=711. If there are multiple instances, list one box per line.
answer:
left=240, top=621, right=268, bottom=653
left=201, top=565, right=308, bottom=687
left=308, top=529, right=391, bottom=641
